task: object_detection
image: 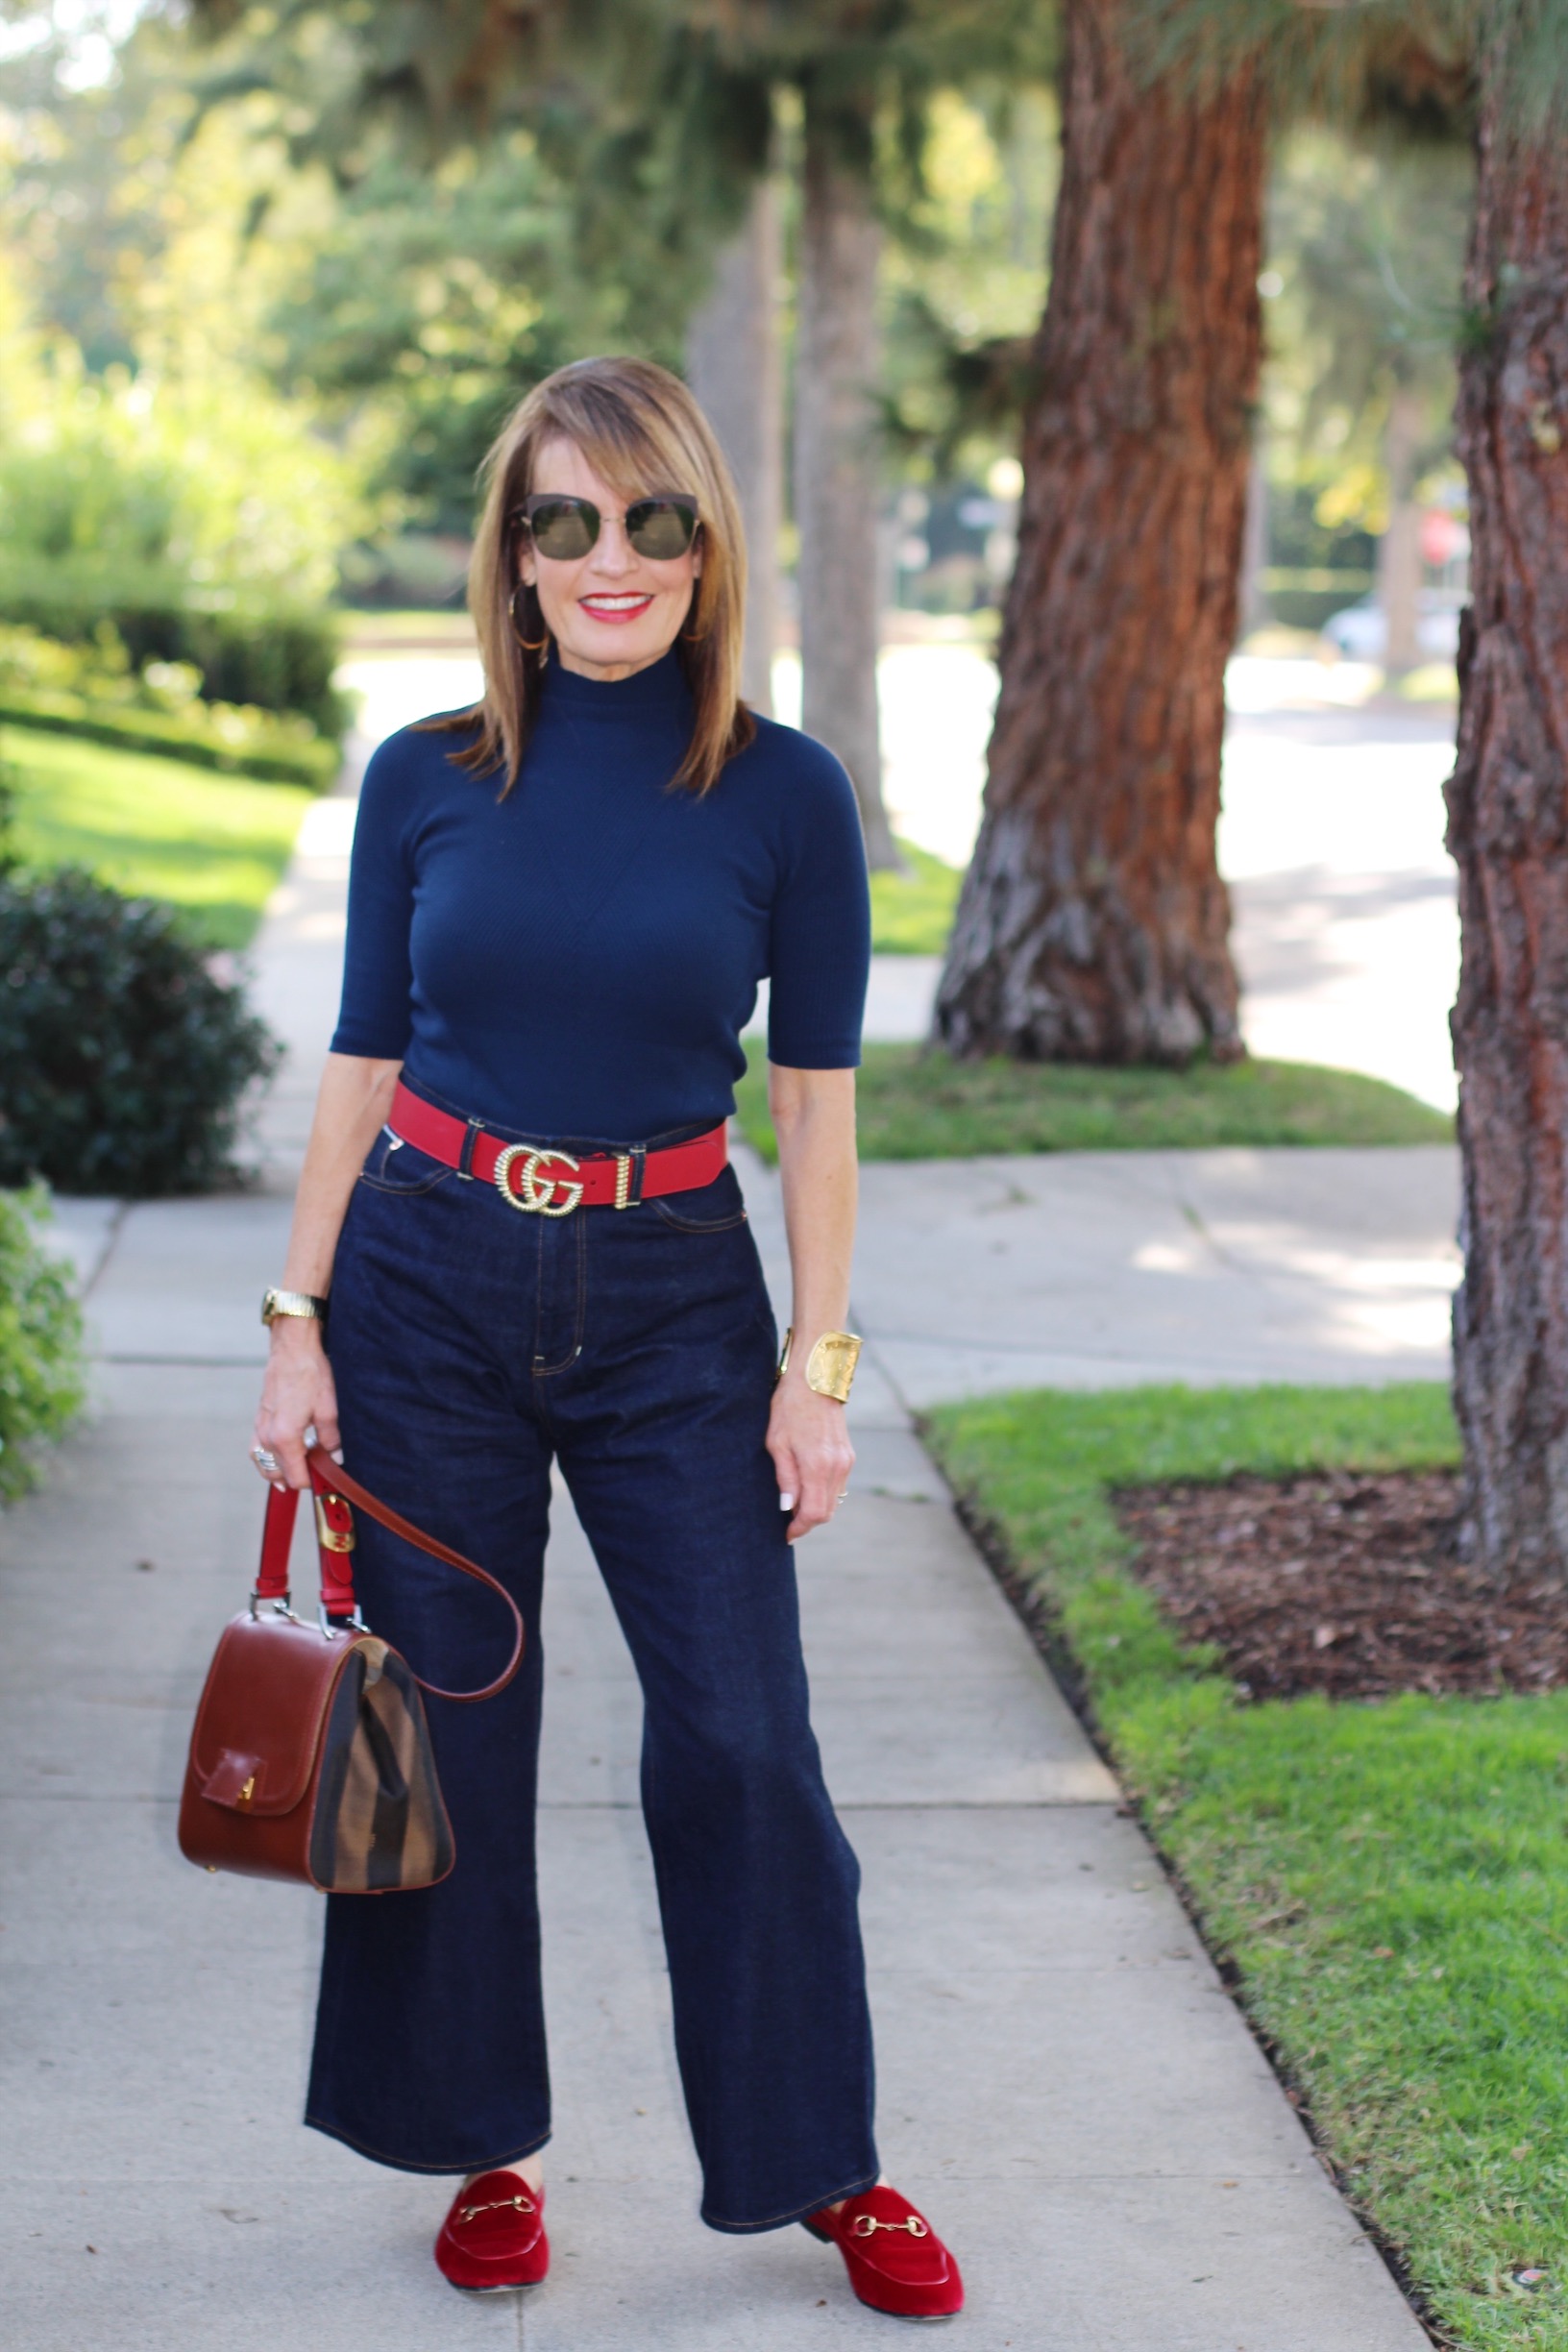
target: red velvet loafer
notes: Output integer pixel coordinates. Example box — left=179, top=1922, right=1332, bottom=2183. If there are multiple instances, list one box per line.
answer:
left=804, top=2185, right=963, bottom=2320
left=434, top=2171, right=549, bottom=2292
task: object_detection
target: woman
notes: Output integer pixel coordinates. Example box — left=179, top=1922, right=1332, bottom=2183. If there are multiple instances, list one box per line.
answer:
left=252, top=355, right=962, bottom=2322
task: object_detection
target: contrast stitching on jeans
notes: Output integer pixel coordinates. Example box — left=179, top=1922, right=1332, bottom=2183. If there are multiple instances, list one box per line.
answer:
left=530, top=1212, right=586, bottom=1378
left=651, top=1200, right=748, bottom=1233
left=303, top=2112, right=551, bottom=2175
left=356, top=1165, right=452, bottom=1197
left=700, top=2168, right=882, bottom=2234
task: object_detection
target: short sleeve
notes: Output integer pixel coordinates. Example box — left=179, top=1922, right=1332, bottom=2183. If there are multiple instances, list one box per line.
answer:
left=766, top=735, right=871, bottom=1068
left=329, top=733, right=420, bottom=1060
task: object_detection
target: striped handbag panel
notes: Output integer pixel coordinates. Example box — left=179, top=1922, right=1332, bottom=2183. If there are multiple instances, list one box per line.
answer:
left=308, top=1641, right=454, bottom=1893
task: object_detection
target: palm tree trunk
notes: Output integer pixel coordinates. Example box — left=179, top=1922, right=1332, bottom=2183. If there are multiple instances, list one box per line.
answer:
left=1447, top=76, right=1568, bottom=1582
left=794, top=73, right=899, bottom=870
left=686, top=177, right=784, bottom=716
left=934, top=0, right=1264, bottom=1063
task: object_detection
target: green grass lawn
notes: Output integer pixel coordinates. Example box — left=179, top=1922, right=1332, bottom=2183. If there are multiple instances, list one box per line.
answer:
left=870, top=840, right=963, bottom=953
left=922, top=1383, right=1568, bottom=2351
left=734, top=1042, right=1454, bottom=1163
left=2, top=726, right=311, bottom=951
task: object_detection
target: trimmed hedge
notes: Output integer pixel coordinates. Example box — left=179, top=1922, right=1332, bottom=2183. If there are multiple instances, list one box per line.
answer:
left=0, top=568, right=347, bottom=733
left=0, top=868, right=282, bottom=1195
left=0, top=1187, right=86, bottom=1501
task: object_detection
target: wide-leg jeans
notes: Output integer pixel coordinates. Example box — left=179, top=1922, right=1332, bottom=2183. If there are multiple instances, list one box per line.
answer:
left=304, top=1118, right=880, bottom=2231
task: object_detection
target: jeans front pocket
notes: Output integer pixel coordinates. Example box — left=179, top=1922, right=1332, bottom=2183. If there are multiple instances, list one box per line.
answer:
left=357, top=1128, right=453, bottom=1197
left=651, top=1164, right=749, bottom=1234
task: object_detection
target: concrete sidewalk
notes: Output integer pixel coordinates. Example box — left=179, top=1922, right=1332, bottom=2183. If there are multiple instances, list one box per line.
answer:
left=0, top=797, right=1436, bottom=2348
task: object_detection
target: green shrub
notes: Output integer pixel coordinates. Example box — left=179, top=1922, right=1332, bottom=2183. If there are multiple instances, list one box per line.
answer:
left=0, top=622, right=340, bottom=785
left=0, top=574, right=347, bottom=733
left=0, top=342, right=360, bottom=732
left=0, top=868, right=282, bottom=1194
left=0, top=1187, right=86, bottom=1500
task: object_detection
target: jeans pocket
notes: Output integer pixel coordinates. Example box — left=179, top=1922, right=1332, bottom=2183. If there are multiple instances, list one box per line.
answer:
left=357, top=1129, right=453, bottom=1196
left=651, top=1165, right=749, bottom=1234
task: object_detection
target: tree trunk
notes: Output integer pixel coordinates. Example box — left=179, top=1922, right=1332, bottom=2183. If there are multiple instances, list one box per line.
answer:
left=1447, top=81, right=1568, bottom=1583
left=795, top=74, right=899, bottom=870
left=933, top=0, right=1264, bottom=1063
left=686, top=177, right=783, bottom=716
left=1379, top=380, right=1425, bottom=674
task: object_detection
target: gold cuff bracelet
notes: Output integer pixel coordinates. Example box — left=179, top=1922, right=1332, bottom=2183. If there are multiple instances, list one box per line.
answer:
left=776, top=1327, right=863, bottom=1403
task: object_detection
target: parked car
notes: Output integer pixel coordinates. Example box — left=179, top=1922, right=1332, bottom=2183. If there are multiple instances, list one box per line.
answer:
left=1319, top=591, right=1463, bottom=663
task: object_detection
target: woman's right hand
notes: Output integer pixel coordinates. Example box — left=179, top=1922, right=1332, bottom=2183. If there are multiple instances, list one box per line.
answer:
left=254, top=1320, right=341, bottom=1488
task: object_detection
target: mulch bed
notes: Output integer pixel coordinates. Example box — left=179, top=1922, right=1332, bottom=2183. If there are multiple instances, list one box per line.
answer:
left=1114, top=1469, right=1568, bottom=1700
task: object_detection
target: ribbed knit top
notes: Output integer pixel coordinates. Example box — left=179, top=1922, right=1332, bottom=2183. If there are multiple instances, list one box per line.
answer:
left=331, top=649, right=870, bottom=1145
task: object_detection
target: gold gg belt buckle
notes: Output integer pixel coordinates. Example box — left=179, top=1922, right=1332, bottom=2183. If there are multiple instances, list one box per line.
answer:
left=492, top=1143, right=584, bottom=1217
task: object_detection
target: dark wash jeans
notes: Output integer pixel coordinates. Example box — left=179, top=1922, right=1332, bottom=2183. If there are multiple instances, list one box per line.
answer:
left=304, top=1108, right=879, bottom=2232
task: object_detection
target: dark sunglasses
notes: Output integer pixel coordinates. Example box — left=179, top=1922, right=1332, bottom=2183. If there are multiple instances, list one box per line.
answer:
left=511, top=492, right=699, bottom=563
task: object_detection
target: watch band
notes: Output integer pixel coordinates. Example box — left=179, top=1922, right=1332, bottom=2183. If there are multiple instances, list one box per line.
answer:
left=776, top=1327, right=863, bottom=1403
left=261, top=1287, right=329, bottom=1327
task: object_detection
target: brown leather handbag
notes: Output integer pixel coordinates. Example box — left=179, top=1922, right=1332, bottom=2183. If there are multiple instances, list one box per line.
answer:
left=178, top=1444, right=523, bottom=1894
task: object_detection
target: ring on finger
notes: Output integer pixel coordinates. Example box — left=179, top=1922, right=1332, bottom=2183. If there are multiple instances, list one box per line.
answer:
left=252, top=1444, right=281, bottom=1475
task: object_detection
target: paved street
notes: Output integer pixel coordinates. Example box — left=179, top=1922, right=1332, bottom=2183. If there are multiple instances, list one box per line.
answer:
left=0, top=698, right=1446, bottom=2348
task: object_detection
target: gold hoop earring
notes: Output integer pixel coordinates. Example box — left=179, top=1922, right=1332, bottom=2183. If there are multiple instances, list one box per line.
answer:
left=509, top=586, right=550, bottom=654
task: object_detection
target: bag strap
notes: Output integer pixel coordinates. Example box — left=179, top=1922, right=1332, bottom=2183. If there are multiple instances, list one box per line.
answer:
left=251, top=1448, right=524, bottom=1705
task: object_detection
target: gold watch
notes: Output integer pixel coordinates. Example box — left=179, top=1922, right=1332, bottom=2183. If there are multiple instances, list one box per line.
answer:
left=776, top=1327, right=863, bottom=1403
left=261, top=1286, right=328, bottom=1327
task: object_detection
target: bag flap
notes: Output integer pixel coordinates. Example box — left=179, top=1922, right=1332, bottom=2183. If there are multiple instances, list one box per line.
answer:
left=188, top=1612, right=367, bottom=1817
left=200, top=1748, right=265, bottom=1809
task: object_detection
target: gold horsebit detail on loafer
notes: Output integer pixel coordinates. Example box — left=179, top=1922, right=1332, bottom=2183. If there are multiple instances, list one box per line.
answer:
left=850, top=2213, right=929, bottom=2238
left=457, top=2193, right=537, bottom=2225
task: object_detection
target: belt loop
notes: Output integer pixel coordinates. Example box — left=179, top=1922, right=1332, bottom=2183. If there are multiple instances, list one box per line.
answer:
left=618, top=1146, right=647, bottom=1208
left=456, top=1117, right=483, bottom=1181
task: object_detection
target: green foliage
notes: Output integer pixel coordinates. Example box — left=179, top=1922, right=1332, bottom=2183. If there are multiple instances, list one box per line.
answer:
left=0, top=625, right=339, bottom=785
left=3, top=727, right=313, bottom=952
left=1262, top=127, right=1471, bottom=540
left=733, top=1043, right=1454, bottom=1163
left=0, top=55, right=364, bottom=716
left=0, top=1186, right=86, bottom=1502
left=0, top=355, right=361, bottom=624
left=878, top=82, right=1056, bottom=478
left=0, top=866, right=282, bottom=1193
left=868, top=837, right=963, bottom=952
left=0, top=576, right=346, bottom=737
left=183, top=1, right=1056, bottom=527
left=920, top=1382, right=1568, bottom=2351
left=265, top=132, right=700, bottom=539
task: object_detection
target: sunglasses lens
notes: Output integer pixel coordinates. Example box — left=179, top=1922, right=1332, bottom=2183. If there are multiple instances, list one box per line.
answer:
left=626, top=500, right=698, bottom=559
left=527, top=499, right=597, bottom=560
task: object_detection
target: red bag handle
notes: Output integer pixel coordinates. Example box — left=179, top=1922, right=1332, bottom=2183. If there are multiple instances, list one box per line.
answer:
left=252, top=1445, right=524, bottom=1704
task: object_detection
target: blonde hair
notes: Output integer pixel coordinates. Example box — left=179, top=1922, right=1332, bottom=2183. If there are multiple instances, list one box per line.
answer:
left=434, top=355, right=755, bottom=795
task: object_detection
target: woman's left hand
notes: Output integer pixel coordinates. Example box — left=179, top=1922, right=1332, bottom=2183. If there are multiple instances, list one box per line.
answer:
left=767, top=1374, right=855, bottom=1542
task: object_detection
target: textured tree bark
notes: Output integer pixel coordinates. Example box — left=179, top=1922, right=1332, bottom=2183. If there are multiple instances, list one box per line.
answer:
left=1378, top=381, right=1425, bottom=674
left=686, top=178, right=784, bottom=715
left=1447, top=85, right=1568, bottom=1583
left=795, top=74, right=899, bottom=870
left=934, top=0, right=1264, bottom=1062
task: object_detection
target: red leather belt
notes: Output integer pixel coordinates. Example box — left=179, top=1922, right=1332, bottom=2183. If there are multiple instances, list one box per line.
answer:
left=389, top=1082, right=727, bottom=1216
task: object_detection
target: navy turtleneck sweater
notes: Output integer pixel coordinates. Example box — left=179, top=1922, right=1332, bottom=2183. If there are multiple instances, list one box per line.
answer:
left=331, top=649, right=871, bottom=1144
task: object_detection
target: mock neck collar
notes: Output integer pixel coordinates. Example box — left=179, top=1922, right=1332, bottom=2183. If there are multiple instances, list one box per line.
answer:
left=538, top=645, right=693, bottom=721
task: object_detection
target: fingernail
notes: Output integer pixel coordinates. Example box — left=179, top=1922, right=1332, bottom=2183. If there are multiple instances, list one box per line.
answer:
left=331, top=1449, right=344, bottom=1463
left=779, top=1494, right=796, bottom=1511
